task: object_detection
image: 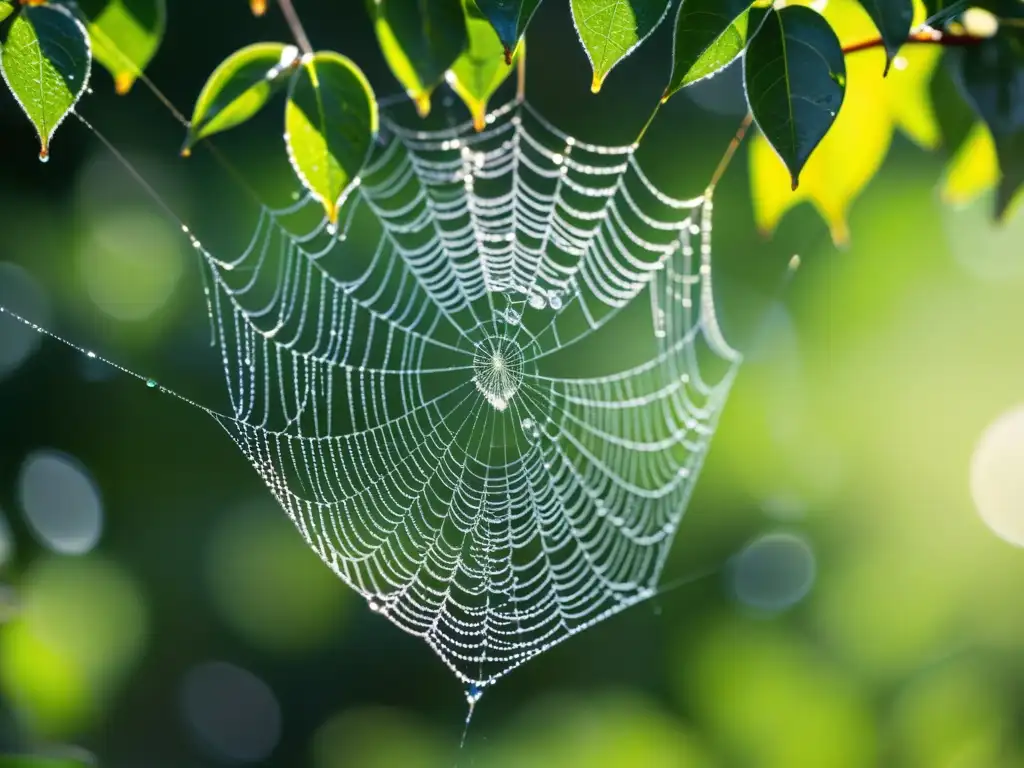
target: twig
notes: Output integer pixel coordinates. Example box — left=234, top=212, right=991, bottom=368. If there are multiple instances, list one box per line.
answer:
left=516, top=48, right=526, bottom=103
left=841, top=29, right=985, bottom=56
left=277, top=0, right=314, bottom=56
left=708, top=112, right=754, bottom=194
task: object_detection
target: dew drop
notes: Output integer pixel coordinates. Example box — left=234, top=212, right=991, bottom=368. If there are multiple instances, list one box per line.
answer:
left=830, top=71, right=846, bottom=88
left=505, top=309, right=520, bottom=326
left=548, top=292, right=564, bottom=310
left=86, top=351, right=97, bottom=359
left=528, top=293, right=546, bottom=310
left=146, top=378, right=158, bottom=389
left=521, top=418, right=534, bottom=431
left=466, top=684, right=483, bottom=704
left=38, top=151, right=50, bottom=164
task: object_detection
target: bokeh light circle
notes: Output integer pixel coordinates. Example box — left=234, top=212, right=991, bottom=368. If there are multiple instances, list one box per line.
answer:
left=970, top=406, right=1024, bottom=546
left=730, top=531, right=816, bottom=612
left=17, top=450, right=104, bottom=555
left=181, top=661, right=282, bottom=763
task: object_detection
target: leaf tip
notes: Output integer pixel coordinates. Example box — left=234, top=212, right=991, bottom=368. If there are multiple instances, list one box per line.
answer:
left=590, top=73, right=604, bottom=94
left=251, top=0, right=267, bottom=16
left=325, top=200, right=340, bottom=226
left=503, top=45, right=513, bottom=67
left=472, top=106, right=486, bottom=133
left=180, top=146, right=192, bottom=159
left=790, top=175, right=800, bottom=192
left=38, top=147, right=50, bottom=164
left=414, top=92, right=431, bottom=118
left=114, top=73, right=135, bottom=95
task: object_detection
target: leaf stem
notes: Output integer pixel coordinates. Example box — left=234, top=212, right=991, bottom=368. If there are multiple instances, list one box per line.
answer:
left=516, top=48, right=526, bottom=103
left=634, top=100, right=663, bottom=146
left=841, top=28, right=985, bottom=57
left=277, top=0, right=314, bottom=57
left=708, top=112, right=754, bottom=194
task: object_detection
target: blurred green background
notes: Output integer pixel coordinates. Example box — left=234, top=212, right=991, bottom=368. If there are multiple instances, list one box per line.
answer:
left=1, top=1, right=1024, bottom=766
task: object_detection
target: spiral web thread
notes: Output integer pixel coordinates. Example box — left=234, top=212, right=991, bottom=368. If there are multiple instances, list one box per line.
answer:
left=181, top=97, right=743, bottom=690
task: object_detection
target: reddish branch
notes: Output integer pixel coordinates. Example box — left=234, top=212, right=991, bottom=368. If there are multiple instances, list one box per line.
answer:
left=841, top=29, right=986, bottom=56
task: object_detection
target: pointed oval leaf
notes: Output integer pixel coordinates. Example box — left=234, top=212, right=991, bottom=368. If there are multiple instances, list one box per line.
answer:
left=285, top=51, right=378, bottom=224
left=183, top=42, right=299, bottom=155
left=744, top=6, right=845, bottom=191
left=368, top=0, right=467, bottom=117
left=571, top=0, right=673, bottom=93
left=0, top=2, right=14, bottom=24
left=948, top=30, right=1024, bottom=219
left=855, top=0, right=912, bottom=75
left=665, top=0, right=754, bottom=99
left=475, top=0, right=542, bottom=58
left=0, top=4, right=91, bottom=161
left=448, top=1, right=522, bottom=130
left=75, top=0, right=165, bottom=94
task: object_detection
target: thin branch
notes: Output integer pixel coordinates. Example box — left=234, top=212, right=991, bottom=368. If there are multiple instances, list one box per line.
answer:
left=841, top=29, right=985, bottom=56
left=708, top=112, right=754, bottom=194
left=277, top=0, right=314, bottom=56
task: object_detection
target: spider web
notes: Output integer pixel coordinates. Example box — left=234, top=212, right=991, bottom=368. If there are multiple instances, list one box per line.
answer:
left=187, top=96, right=742, bottom=690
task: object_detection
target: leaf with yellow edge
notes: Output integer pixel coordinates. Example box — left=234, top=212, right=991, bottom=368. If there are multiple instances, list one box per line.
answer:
left=368, top=0, right=467, bottom=118
left=749, top=0, right=942, bottom=245
left=941, top=122, right=998, bottom=206
left=447, top=0, right=522, bottom=131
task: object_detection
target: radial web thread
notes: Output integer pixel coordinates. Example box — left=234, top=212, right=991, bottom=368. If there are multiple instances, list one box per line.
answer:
left=193, top=99, right=742, bottom=688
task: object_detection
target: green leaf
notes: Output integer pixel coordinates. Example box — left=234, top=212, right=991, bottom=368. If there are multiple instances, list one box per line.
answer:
left=475, top=0, right=542, bottom=58
left=285, top=51, right=378, bottom=224
left=449, top=0, right=522, bottom=130
left=664, top=0, right=754, bottom=100
left=0, top=2, right=14, bottom=25
left=75, top=0, right=165, bottom=94
left=183, top=42, right=299, bottom=155
left=744, top=6, right=846, bottom=190
left=0, top=3, right=91, bottom=161
left=855, top=0, right=912, bottom=75
left=570, top=0, right=673, bottom=93
left=368, top=0, right=467, bottom=117
left=948, top=29, right=1024, bottom=218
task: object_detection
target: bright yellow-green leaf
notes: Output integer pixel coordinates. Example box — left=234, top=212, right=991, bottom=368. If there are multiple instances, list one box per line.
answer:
left=285, top=51, right=378, bottom=224
left=76, top=0, right=166, bottom=95
left=183, top=42, right=299, bottom=155
left=941, top=123, right=999, bottom=206
left=0, top=3, right=91, bottom=161
left=749, top=0, right=941, bottom=245
left=447, top=0, right=522, bottom=131
left=0, top=2, right=14, bottom=24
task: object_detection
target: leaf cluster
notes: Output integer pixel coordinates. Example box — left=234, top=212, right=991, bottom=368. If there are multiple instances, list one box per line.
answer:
left=0, top=0, right=1021, bottom=240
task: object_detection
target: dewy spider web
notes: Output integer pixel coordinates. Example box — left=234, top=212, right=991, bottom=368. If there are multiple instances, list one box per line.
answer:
left=2, top=91, right=743, bottom=695
left=192, top=96, right=741, bottom=691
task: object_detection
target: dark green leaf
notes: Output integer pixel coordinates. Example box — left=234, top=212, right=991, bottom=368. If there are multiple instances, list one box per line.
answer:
left=855, top=0, right=912, bottom=75
left=75, top=0, right=165, bottom=94
left=744, top=6, right=846, bottom=190
left=285, top=51, right=378, bottom=224
left=0, top=3, right=91, bottom=161
left=475, top=0, right=542, bottom=59
left=367, top=0, right=466, bottom=117
left=571, top=0, right=673, bottom=93
left=0, top=2, right=14, bottom=24
left=183, top=42, right=299, bottom=155
left=664, top=0, right=754, bottom=100
left=948, top=29, right=1024, bottom=218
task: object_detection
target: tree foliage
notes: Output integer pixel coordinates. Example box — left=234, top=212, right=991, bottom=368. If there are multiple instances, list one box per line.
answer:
left=0, top=0, right=1021, bottom=240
